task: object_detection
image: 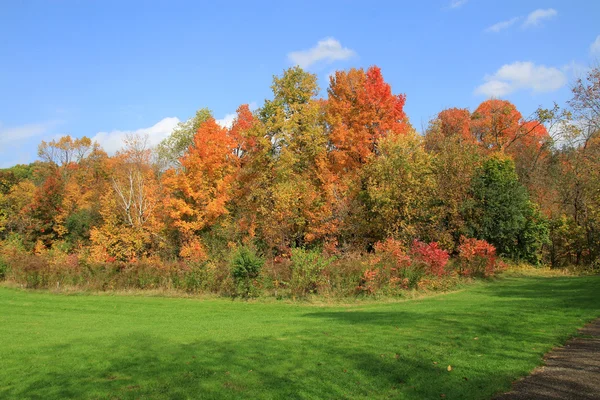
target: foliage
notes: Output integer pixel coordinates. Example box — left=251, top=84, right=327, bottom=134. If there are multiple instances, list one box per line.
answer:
left=358, top=131, right=435, bottom=244
left=288, top=247, right=336, bottom=296
left=230, top=246, right=264, bottom=298
left=64, top=208, right=100, bottom=247
left=0, top=256, right=7, bottom=280
left=409, top=240, right=450, bottom=277
left=457, top=236, right=501, bottom=277
left=155, top=108, right=212, bottom=169
left=1, top=64, right=599, bottom=280
left=327, top=66, right=409, bottom=170
left=358, top=238, right=451, bottom=295
left=464, top=155, right=549, bottom=264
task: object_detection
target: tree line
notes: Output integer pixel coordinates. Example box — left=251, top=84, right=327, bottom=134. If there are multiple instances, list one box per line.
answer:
left=1, top=65, right=598, bottom=276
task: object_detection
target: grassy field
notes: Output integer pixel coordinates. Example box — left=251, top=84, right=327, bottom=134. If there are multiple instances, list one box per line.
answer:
left=0, top=276, right=599, bottom=399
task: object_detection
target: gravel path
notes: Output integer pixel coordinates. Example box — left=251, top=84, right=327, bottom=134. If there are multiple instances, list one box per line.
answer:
left=494, top=319, right=600, bottom=400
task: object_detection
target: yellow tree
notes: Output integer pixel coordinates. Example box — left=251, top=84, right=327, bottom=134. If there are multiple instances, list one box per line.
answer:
left=358, top=130, right=436, bottom=246
left=254, top=67, right=337, bottom=252
left=90, top=134, right=163, bottom=261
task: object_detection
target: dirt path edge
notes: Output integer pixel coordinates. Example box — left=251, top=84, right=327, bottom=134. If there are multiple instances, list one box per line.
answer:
left=494, top=318, right=600, bottom=400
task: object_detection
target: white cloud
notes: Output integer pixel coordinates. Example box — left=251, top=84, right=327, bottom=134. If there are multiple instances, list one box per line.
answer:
left=475, top=80, right=513, bottom=97
left=288, top=38, right=356, bottom=69
left=0, top=120, right=58, bottom=145
left=485, top=17, right=521, bottom=33
left=523, top=8, right=557, bottom=28
left=474, top=61, right=567, bottom=97
left=92, top=117, right=180, bottom=155
left=449, top=0, right=468, bottom=8
left=591, top=35, right=600, bottom=57
left=484, top=9, right=556, bottom=34
left=216, top=113, right=236, bottom=129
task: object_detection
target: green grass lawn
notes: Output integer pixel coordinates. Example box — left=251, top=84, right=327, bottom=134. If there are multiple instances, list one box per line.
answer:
left=0, top=276, right=599, bottom=399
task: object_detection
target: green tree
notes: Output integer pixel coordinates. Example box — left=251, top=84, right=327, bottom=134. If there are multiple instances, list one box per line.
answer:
left=464, top=155, right=548, bottom=264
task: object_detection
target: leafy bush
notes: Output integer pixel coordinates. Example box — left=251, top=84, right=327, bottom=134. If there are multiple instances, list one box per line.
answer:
left=409, top=240, right=449, bottom=277
left=358, top=239, right=411, bottom=295
left=230, top=246, right=264, bottom=298
left=358, top=238, right=452, bottom=295
left=289, top=248, right=336, bottom=297
left=457, top=236, right=501, bottom=277
left=0, top=256, right=7, bottom=280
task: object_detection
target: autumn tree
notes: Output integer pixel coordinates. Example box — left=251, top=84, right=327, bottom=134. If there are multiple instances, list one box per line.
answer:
left=327, top=66, right=410, bottom=172
left=156, top=107, right=212, bottom=169
left=548, top=66, right=600, bottom=265
left=37, top=136, right=94, bottom=171
left=250, top=67, right=338, bottom=251
left=425, top=109, right=483, bottom=250
left=0, top=179, right=37, bottom=243
left=471, top=100, right=551, bottom=185
left=90, top=134, right=163, bottom=261
left=25, top=168, right=65, bottom=247
left=358, top=130, right=435, bottom=246
left=163, top=115, right=241, bottom=259
left=322, top=66, right=412, bottom=249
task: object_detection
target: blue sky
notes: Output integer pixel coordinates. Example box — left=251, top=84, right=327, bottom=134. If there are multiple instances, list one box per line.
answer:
left=1, top=0, right=599, bottom=167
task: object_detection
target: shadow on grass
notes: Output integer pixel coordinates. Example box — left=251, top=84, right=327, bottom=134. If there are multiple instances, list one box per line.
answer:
left=7, top=331, right=523, bottom=400
left=3, top=276, right=599, bottom=400
left=486, top=276, right=600, bottom=309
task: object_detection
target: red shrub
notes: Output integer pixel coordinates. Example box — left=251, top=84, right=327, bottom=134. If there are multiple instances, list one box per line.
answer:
left=410, top=240, right=449, bottom=277
left=457, top=236, right=500, bottom=277
left=373, top=238, right=410, bottom=267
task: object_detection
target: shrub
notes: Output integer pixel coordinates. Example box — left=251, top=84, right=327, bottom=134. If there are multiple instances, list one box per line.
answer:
left=289, top=247, right=336, bottom=297
left=374, top=238, right=410, bottom=267
left=230, top=246, right=264, bottom=298
left=0, top=256, right=7, bottom=280
left=457, top=236, right=500, bottom=277
left=359, top=239, right=411, bottom=295
left=359, top=238, right=452, bottom=295
left=409, top=240, right=449, bottom=277
left=319, top=253, right=365, bottom=298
